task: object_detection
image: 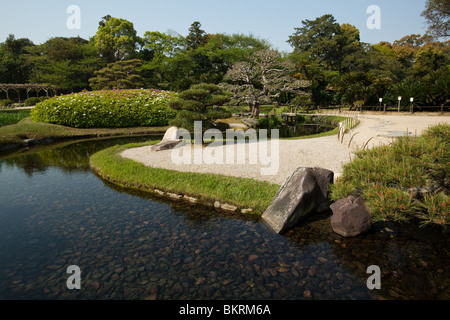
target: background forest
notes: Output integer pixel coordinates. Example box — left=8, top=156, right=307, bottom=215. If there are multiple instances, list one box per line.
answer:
left=1, top=1, right=449, bottom=109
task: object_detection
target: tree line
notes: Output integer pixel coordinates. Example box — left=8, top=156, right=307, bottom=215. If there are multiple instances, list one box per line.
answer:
left=0, top=4, right=449, bottom=110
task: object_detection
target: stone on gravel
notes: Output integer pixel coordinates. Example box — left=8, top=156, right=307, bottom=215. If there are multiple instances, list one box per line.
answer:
left=162, top=126, right=180, bottom=141
left=262, top=167, right=334, bottom=234
left=330, top=196, right=372, bottom=237
left=150, top=140, right=185, bottom=152
left=150, top=127, right=186, bottom=152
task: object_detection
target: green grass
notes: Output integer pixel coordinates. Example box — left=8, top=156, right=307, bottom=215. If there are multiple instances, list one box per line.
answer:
left=89, top=141, right=280, bottom=214
left=0, top=110, right=31, bottom=127
left=0, top=118, right=169, bottom=151
left=330, top=123, right=449, bottom=228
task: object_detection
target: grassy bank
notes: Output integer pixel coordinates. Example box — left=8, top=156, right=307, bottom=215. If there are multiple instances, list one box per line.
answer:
left=330, top=123, right=449, bottom=228
left=90, top=141, right=280, bottom=214
left=0, top=109, right=31, bottom=127
left=0, top=118, right=169, bottom=151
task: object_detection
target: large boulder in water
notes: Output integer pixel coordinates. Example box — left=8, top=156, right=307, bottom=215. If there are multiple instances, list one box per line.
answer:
left=262, top=167, right=334, bottom=234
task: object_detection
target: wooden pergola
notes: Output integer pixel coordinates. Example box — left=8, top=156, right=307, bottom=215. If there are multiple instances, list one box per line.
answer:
left=0, top=84, right=57, bottom=103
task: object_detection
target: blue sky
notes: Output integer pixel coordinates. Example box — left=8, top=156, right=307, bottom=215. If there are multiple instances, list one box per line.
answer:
left=1, top=0, right=428, bottom=52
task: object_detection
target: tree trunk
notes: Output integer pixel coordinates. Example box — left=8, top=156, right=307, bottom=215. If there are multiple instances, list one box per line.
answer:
left=251, top=103, right=260, bottom=118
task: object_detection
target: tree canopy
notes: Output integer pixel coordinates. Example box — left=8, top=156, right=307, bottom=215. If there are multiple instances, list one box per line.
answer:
left=94, top=16, right=140, bottom=62
left=0, top=8, right=448, bottom=111
left=221, top=49, right=311, bottom=117
left=421, top=0, right=450, bottom=39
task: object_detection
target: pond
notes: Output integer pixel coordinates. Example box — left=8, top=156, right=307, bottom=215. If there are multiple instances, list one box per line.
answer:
left=279, top=124, right=335, bottom=138
left=0, top=136, right=448, bottom=300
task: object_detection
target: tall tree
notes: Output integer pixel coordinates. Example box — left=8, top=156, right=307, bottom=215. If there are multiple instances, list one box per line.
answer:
left=421, top=0, right=450, bottom=39
left=288, top=15, right=364, bottom=72
left=288, top=14, right=340, bottom=69
left=0, top=34, right=34, bottom=83
left=140, top=31, right=185, bottom=88
left=94, top=16, right=139, bottom=62
left=142, top=31, right=184, bottom=59
left=413, top=45, right=448, bottom=78
left=185, top=21, right=208, bottom=50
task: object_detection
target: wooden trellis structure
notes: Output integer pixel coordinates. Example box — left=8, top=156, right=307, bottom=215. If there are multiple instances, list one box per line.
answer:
left=0, top=84, right=57, bottom=103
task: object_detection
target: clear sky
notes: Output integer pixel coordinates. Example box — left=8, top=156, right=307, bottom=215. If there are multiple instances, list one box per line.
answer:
left=0, top=0, right=428, bottom=52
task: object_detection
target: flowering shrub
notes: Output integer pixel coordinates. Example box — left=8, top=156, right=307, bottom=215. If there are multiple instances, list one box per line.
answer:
left=31, top=89, right=177, bottom=128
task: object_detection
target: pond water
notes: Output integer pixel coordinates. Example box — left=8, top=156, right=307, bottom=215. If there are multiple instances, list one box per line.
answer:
left=0, top=136, right=448, bottom=300
left=279, top=124, right=335, bottom=138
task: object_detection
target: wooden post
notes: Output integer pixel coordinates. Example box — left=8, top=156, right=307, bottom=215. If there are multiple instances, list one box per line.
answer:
left=13, top=89, right=20, bottom=103
left=4, top=89, right=9, bottom=100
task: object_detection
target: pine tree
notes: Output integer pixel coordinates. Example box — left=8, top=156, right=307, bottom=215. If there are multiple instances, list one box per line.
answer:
left=185, top=21, right=208, bottom=50
left=169, top=83, right=231, bottom=138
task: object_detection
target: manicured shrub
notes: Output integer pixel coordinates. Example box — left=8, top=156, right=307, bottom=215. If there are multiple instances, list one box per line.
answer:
left=24, top=97, right=47, bottom=106
left=0, top=99, right=13, bottom=108
left=31, top=89, right=177, bottom=128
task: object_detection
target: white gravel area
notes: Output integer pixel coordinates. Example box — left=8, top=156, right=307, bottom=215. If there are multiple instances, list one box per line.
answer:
left=121, top=114, right=449, bottom=186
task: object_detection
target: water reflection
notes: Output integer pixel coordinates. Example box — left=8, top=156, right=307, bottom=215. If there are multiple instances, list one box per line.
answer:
left=0, top=135, right=161, bottom=176
left=0, top=136, right=448, bottom=300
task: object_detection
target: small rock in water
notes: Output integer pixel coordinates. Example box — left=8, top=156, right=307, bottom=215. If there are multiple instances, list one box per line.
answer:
left=303, top=290, right=312, bottom=299
left=330, top=196, right=372, bottom=237
left=221, top=204, right=238, bottom=212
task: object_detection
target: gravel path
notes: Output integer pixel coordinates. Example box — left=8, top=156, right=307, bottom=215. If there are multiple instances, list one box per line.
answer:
left=121, top=114, right=449, bottom=186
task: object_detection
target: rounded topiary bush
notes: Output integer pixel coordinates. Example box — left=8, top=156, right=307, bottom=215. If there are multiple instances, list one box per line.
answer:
left=24, top=97, right=48, bottom=106
left=0, top=99, right=13, bottom=108
left=31, top=89, right=177, bottom=128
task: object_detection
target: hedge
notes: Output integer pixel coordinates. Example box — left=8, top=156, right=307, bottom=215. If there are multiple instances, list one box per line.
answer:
left=31, top=89, right=177, bottom=128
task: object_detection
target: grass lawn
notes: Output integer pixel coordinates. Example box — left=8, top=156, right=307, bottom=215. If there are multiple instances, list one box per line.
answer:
left=90, top=141, right=280, bottom=214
